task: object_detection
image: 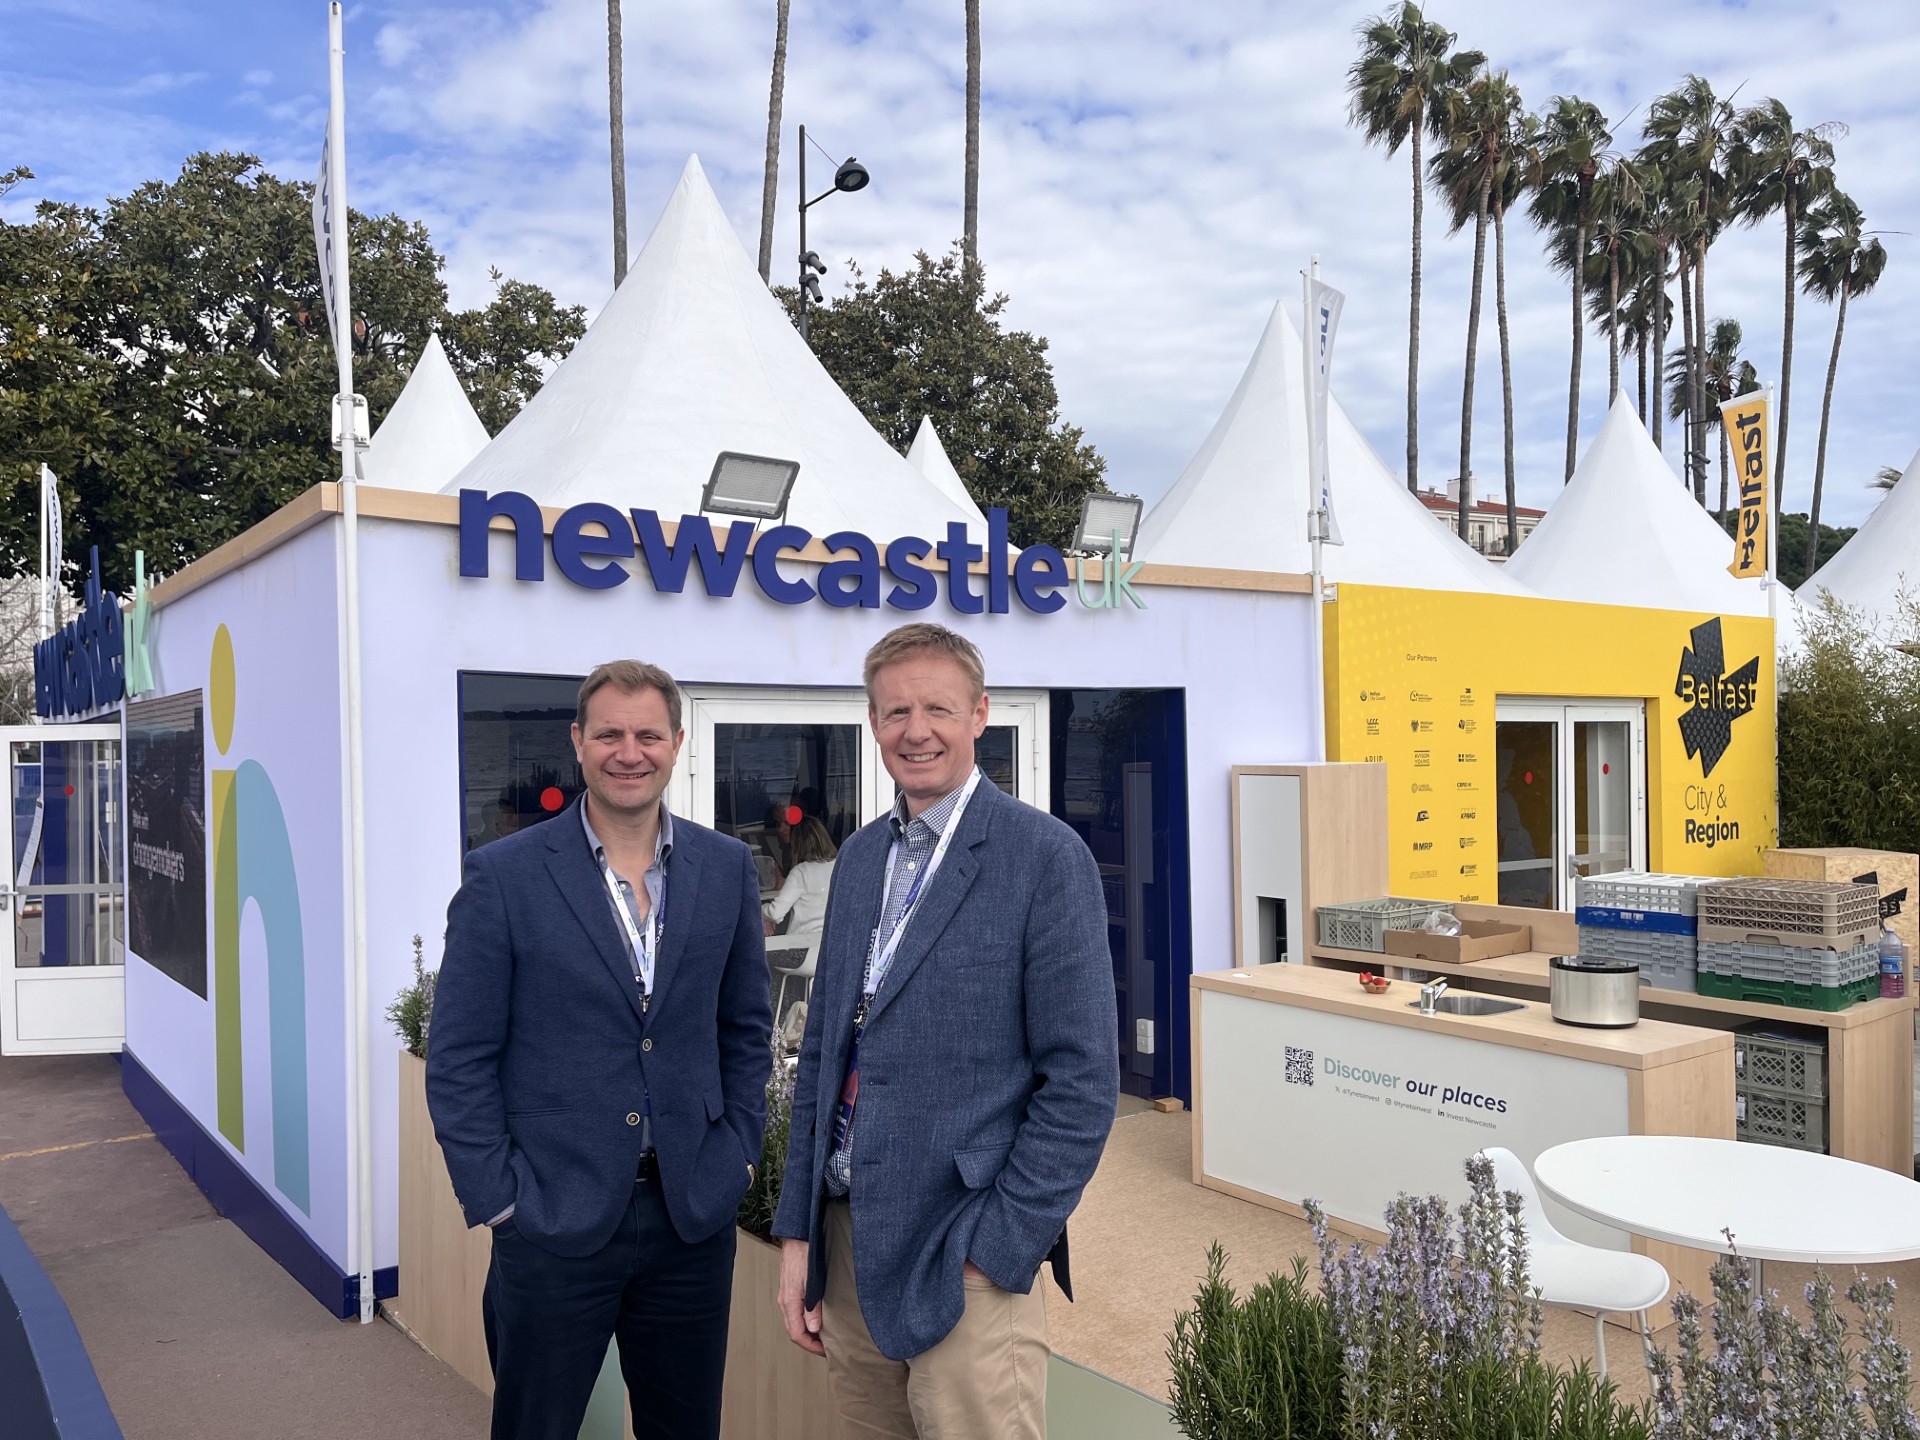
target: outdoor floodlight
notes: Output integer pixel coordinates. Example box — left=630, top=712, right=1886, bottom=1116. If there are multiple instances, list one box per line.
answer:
left=702, top=451, right=801, bottom=522
left=833, top=158, right=870, bottom=193
left=1072, top=493, right=1145, bottom=561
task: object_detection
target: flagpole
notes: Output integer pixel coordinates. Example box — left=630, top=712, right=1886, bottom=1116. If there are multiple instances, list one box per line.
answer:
left=326, top=0, right=376, bottom=1328
left=1302, top=257, right=1328, bottom=763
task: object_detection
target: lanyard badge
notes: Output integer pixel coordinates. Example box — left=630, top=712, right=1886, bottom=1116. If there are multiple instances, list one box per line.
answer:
left=601, top=864, right=661, bottom=1010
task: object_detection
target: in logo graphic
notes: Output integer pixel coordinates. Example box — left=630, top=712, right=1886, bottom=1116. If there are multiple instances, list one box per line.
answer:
left=1675, top=617, right=1759, bottom=777
left=1415, top=809, right=1430, bottom=821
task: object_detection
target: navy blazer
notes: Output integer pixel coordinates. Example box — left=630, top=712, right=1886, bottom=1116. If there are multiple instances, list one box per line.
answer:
left=426, top=800, right=773, bottom=1257
left=772, top=780, right=1119, bottom=1361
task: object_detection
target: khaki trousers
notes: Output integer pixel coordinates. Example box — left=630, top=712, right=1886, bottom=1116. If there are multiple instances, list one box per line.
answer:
left=819, top=1200, right=1049, bottom=1439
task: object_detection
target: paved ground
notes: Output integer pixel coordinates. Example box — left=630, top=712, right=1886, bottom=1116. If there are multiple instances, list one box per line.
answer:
left=0, top=1054, right=489, bottom=1440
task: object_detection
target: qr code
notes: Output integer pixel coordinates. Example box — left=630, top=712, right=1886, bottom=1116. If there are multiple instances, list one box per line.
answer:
left=1285, top=1046, right=1314, bottom=1087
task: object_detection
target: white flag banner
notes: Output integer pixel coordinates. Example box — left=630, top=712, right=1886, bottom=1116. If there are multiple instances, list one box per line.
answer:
left=41, top=465, right=62, bottom=576
left=312, top=121, right=342, bottom=354
left=1308, top=278, right=1346, bottom=546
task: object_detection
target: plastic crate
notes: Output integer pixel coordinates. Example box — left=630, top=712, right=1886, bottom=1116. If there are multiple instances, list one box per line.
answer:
left=1736, top=1087, right=1828, bottom=1152
left=1576, top=872, right=1719, bottom=917
left=1695, top=970, right=1879, bottom=1012
left=1578, top=925, right=1696, bottom=991
left=1697, top=878, right=1881, bottom=938
left=1733, top=1025, right=1828, bottom=1101
left=1698, top=936, right=1879, bottom=988
left=1577, top=905, right=1696, bottom=935
left=1698, top=922, right=1876, bottom=953
left=1316, top=898, right=1456, bottom=953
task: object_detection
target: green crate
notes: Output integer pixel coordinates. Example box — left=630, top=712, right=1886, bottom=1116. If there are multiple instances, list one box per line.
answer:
left=1695, top=970, right=1879, bottom=1012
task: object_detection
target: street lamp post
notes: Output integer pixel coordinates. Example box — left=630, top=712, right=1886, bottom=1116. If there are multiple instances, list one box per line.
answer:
left=797, top=123, right=869, bottom=342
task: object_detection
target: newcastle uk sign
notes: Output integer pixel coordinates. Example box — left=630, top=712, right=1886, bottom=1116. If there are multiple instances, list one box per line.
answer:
left=458, top=490, right=1146, bottom=615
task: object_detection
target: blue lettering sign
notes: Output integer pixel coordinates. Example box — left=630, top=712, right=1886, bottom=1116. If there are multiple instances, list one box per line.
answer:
left=454, top=490, right=1146, bottom=616
left=35, top=547, right=126, bottom=718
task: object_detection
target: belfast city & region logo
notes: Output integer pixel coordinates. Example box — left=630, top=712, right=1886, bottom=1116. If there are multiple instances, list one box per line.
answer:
left=1675, top=617, right=1758, bottom=778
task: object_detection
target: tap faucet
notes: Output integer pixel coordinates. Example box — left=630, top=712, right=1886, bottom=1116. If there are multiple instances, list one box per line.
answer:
left=1419, top=977, right=1450, bottom=1015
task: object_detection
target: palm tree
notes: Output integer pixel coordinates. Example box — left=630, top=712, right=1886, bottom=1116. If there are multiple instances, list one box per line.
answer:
left=1347, top=3, right=1485, bottom=493
left=1799, top=192, right=1889, bottom=574
left=1492, top=111, right=1540, bottom=551
left=964, top=0, right=981, bottom=267
left=1586, top=160, right=1646, bottom=402
left=1871, top=465, right=1904, bottom=491
left=1642, top=77, right=1735, bottom=505
left=756, top=0, right=792, bottom=284
left=1669, top=319, right=1754, bottom=523
left=1635, top=170, right=1690, bottom=453
left=607, top=0, right=628, bottom=286
left=1620, top=263, right=1669, bottom=421
left=1730, top=98, right=1841, bottom=522
left=1431, top=70, right=1523, bottom=540
left=1530, top=95, right=1612, bottom=480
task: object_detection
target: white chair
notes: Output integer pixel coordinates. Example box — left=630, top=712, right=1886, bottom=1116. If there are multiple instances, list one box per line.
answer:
left=769, top=934, right=820, bottom=1030
left=1482, top=1147, right=1669, bottom=1378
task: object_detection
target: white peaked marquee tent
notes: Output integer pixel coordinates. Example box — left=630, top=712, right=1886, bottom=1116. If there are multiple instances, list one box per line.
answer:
left=1134, top=300, right=1526, bottom=594
left=1798, top=444, right=1920, bottom=633
left=443, top=156, right=979, bottom=542
left=359, top=332, right=490, bottom=492
left=906, top=415, right=990, bottom=531
left=1506, top=397, right=1770, bottom=619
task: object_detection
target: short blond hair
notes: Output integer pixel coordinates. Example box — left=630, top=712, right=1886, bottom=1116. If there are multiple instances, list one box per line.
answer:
left=862, top=623, right=986, bottom=701
left=576, top=660, right=683, bottom=733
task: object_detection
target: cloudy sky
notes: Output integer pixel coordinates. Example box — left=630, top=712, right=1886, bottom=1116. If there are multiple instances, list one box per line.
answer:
left=5, top=0, right=1916, bottom=528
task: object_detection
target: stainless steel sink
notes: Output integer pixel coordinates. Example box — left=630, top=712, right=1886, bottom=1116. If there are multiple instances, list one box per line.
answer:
left=1407, top=995, right=1526, bottom=1018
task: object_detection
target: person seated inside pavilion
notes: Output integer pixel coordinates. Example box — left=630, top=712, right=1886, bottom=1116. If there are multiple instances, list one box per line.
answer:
left=762, top=816, right=838, bottom=939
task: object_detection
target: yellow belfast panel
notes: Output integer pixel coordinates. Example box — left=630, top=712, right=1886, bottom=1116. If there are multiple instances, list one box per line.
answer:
left=1326, top=585, right=1776, bottom=903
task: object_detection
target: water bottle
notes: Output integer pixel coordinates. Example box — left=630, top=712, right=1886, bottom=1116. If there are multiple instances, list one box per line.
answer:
left=1880, top=927, right=1906, bottom=1000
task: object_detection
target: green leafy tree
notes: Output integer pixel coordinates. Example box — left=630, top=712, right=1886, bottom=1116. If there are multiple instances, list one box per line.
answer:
left=1729, top=100, right=1841, bottom=518
left=781, top=246, right=1107, bottom=549
left=1529, top=94, right=1612, bottom=481
left=1347, top=2, right=1484, bottom=494
left=0, top=152, right=584, bottom=586
left=1797, top=191, right=1888, bottom=576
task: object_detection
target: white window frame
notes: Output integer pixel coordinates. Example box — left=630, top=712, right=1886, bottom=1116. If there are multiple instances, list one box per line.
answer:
left=1494, top=698, right=1648, bottom=910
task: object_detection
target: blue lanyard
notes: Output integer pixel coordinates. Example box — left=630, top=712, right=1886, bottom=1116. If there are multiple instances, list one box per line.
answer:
left=860, top=769, right=983, bottom=1005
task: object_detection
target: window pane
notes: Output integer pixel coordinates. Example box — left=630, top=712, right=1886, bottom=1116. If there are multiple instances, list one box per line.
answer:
left=1496, top=720, right=1557, bottom=909
left=977, top=727, right=1017, bottom=796
left=12, top=738, right=123, bottom=968
left=459, top=672, right=584, bottom=853
left=1573, top=720, right=1633, bottom=880
left=712, top=723, right=860, bottom=902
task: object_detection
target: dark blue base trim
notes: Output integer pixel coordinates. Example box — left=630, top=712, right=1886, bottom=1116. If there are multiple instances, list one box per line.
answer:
left=121, top=1048, right=398, bottom=1319
left=0, top=1198, right=123, bottom=1439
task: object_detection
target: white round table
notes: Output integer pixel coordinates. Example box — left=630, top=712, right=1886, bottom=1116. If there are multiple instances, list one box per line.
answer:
left=1534, top=1136, right=1920, bottom=1290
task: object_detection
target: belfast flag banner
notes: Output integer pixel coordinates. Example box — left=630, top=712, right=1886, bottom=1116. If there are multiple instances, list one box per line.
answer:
left=1722, top=389, right=1770, bottom=578
left=312, top=121, right=342, bottom=356
left=1307, top=277, right=1346, bottom=545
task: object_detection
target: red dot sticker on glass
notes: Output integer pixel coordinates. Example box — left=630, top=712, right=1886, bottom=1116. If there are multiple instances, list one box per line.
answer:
left=540, top=787, right=565, bottom=812
left=1524, top=771, right=1533, bottom=786
left=785, top=805, right=803, bottom=826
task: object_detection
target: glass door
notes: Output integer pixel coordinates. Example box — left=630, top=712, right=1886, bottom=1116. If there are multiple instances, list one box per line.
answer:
left=1494, top=701, right=1646, bottom=911
left=0, top=723, right=127, bottom=1055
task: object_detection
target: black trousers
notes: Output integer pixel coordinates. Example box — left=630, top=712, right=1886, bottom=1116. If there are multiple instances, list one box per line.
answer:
left=482, top=1174, right=737, bottom=1440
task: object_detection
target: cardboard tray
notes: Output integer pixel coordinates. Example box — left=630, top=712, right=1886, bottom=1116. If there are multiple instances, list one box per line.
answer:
left=1383, top=920, right=1532, bottom=965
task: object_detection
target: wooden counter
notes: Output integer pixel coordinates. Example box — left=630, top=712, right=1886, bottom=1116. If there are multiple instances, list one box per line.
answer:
left=1192, top=963, right=1733, bottom=1326
left=1308, top=901, right=1916, bottom=1176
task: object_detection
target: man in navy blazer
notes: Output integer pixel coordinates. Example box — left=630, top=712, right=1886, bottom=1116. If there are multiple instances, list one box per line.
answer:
left=774, top=624, right=1118, bottom=1438
left=428, top=660, right=772, bottom=1440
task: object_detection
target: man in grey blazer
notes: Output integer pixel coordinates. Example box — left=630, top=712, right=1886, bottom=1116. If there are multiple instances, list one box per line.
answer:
left=774, top=623, right=1119, bottom=1438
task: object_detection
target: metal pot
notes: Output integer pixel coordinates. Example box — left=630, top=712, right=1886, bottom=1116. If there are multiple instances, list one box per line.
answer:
left=1550, top=955, right=1640, bottom=1028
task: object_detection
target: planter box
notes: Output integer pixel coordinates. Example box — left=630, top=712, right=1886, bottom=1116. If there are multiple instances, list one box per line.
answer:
left=1383, top=920, right=1531, bottom=966
left=395, top=1051, right=837, bottom=1440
